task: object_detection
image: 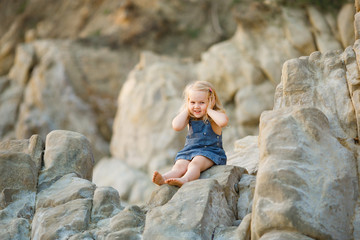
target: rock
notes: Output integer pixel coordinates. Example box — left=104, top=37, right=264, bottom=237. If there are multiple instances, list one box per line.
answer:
left=143, top=179, right=235, bottom=240
left=0, top=135, right=44, bottom=240
left=92, top=186, right=123, bottom=224
left=0, top=138, right=43, bottom=192
left=200, top=165, right=244, bottom=217
left=307, top=6, right=343, bottom=52
left=10, top=40, right=129, bottom=161
left=252, top=107, right=358, bottom=240
left=275, top=50, right=357, bottom=139
left=147, top=184, right=178, bottom=209
left=348, top=40, right=360, bottom=137
left=236, top=174, right=256, bottom=220
left=337, top=4, right=356, bottom=48
left=110, top=51, right=195, bottom=172
left=259, top=231, right=315, bottom=240
left=0, top=218, right=31, bottom=240
left=93, top=157, right=155, bottom=204
left=227, top=135, right=259, bottom=174
left=355, top=12, right=360, bottom=40
left=36, top=173, right=96, bottom=209
left=39, top=130, right=94, bottom=191
left=31, top=198, right=92, bottom=240
left=110, top=205, right=146, bottom=232
left=105, top=229, right=142, bottom=240
left=282, top=7, right=316, bottom=56
left=234, top=82, right=274, bottom=136
left=213, top=213, right=251, bottom=240
left=0, top=76, right=24, bottom=139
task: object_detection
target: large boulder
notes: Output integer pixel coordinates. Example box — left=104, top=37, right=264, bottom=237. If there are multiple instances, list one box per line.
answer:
left=252, top=107, right=358, bottom=240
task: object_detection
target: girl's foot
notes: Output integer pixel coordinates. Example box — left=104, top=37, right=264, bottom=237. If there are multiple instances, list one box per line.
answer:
left=152, top=171, right=165, bottom=186
left=165, top=178, right=187, bottom=187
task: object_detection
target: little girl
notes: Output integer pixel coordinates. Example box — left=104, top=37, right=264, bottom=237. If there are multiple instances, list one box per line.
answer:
left=152, top=81, right=228, bottom=187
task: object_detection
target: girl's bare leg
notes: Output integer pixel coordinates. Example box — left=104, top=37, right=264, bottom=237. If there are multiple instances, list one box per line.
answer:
left=152, top=159, right=189, bottom=186
left=166, top=156, right=214, bottom=187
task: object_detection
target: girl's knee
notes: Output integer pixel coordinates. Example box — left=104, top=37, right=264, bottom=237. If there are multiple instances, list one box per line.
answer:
left=190, top=156, right=214, bottom=171
left=173, top=159, right=190, bottom=171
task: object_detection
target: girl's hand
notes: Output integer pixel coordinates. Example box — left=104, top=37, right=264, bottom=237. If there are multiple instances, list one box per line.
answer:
left=207, top=95, right=215, bottom=110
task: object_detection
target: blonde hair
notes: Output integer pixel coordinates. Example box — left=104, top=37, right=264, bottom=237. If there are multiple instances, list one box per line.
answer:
left=181, top=81, right=225, bottom=121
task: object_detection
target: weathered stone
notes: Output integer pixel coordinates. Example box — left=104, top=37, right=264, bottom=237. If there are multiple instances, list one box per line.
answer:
left=353, top=200, right=360, bottom=240
left=110, top=205, right=145, bottom=234
left=0, top=152, right=37, bottom=192
left=36, top=173, right=96, bottom=209
left=110, top=51, right=195, bottom=172
left=12, top=40, right=125, bottom=161
left=8, top=44, right=35, bottom=86
left=213, top=213, right=251, bottom=240
left=147, top=184, right=178, bottom=209
left=234, top=82, right=275, bottom=137
left=105, top=229, right=142, bottom=240
left=0, top=134, right=44, bottom=172
left=355, top=12, right=360, bottom=40
left=92, top=186, right=123, bottom=223
left=252, top=107, right=358, bottom=240
left=93, top=157, right=155, bottom=204
left=259, top=231, right=315, bottom=240
left=200, top=165, right=244, bottom=217
left=143, top=179, right=234, bottom=240
left=68, top=231, right=94, bottom=240
left=337, top=4, right=356, bottom=48
left=31, top=199, right=92, bottom=240
left=227, top=135, right=259, bottom=174
left=349, top=40, right=360, bottom=137
left=0, top=79, right=24, bottom=139
left=282, top=7, right=316, bottom=56
left=307, top=6, right=343, bottom=52
left=0, top=218, right=30, bottom=240
left=275, top=50, right=357, bottom=139
left=237, top=174, right=256, bottom=220
left=39, top=130, right=94, bottom=191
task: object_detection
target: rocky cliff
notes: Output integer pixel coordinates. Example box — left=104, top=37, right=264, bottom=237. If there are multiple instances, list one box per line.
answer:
left=1, top=0, right=360, bottom=239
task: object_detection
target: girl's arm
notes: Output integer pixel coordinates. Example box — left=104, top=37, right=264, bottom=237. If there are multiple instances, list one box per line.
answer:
left=172, top=109, right=189, bottom=131
left=207, top=96, right=228, bottom=128
left=207, top=108, right=228, bottom=128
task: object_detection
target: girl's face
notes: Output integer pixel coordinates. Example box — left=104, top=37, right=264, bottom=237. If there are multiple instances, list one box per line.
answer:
left=188, top=90, right=209, bottom=119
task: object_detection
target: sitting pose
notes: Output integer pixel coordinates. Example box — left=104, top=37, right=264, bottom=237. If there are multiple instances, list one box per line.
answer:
left=152, top=80, right=228, bottom=187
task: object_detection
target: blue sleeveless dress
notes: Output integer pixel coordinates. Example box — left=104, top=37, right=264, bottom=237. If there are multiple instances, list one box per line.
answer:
left=175, top=119, right=227, bottom=165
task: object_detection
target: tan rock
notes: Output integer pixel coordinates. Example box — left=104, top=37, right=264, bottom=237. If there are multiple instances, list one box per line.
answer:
left=200, top=165, right=244, bottom=216
left=110, top=51, right=195, bottom=171
left=252, top=107, right=358, bottom=240
left=0, top=218, right=30, bottom=240
left=275, top=50, right=357, bottom=139
left=91, top=186, right=123, bottom=224
left=259, top=231, right=314, bottom=240
left=31, top=199, right=92, bottom=240
left=337, top=4, right=356, bottom=48
left=93, top=157, right=155, bottom=204
left=143, top=179, right=235, bottom=240
left=110, top=205, right=145, bottom=232
left=0, top=152, right=38, bottom=192
left=282, top=7, right=316, bottom=56
left=36, top=173, right=96, bottom=209
left=213, top=213, right=251, bottom=240
left=355, top=12, right=360, bottom=40
left=227, top=135, right=259, bottom=175
left=39, top=130, right=94, bottom=191
left=307, top=6, right=343, bottom=52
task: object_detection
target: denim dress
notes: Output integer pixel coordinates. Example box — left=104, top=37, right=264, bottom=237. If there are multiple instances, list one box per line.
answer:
left=175, top=118, right=227, bottom=165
